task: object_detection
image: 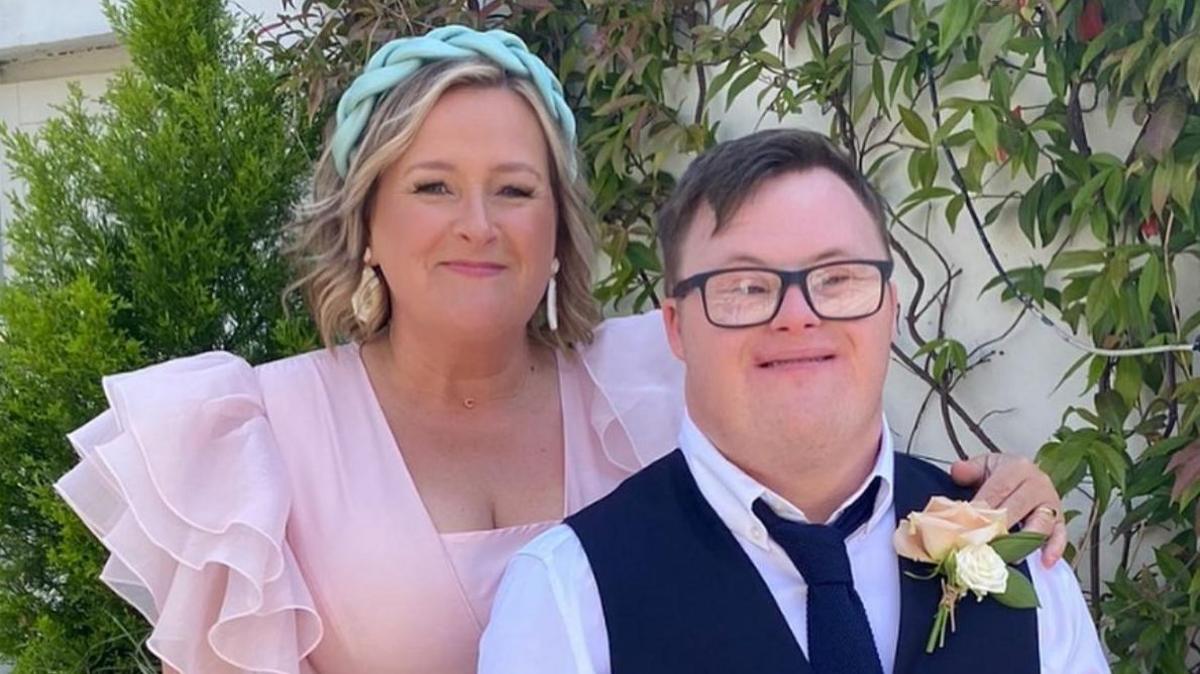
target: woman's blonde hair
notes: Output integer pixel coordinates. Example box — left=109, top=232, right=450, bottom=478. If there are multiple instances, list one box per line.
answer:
left=286, top=58, right=599, bottom=349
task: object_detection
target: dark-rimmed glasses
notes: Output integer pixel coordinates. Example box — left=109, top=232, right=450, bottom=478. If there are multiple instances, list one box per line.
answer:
left=669, top=260, right=894, bottom=328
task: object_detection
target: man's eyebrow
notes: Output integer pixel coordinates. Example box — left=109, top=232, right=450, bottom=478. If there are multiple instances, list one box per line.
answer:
left=712, top=248, right=860, bottom=268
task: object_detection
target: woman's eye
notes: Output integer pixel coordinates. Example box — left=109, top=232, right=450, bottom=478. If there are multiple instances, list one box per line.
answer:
left=499, top=185, right=535, bottom=198
left=413, top=181, right=449, bottom=195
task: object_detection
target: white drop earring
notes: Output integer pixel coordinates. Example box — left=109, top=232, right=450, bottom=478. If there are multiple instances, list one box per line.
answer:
left=547, top=258, right=560, bottom=332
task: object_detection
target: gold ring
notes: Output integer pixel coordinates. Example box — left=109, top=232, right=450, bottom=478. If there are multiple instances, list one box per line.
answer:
left=1035, top=505, right=1059, bottom=519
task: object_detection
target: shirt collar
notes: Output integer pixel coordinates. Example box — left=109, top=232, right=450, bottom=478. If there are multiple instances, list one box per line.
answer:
left=678, top=411, right=895, bottom=552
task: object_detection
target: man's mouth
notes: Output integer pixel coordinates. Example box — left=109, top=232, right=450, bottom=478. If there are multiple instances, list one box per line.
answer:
left=757, top=354, right=836, bottom=368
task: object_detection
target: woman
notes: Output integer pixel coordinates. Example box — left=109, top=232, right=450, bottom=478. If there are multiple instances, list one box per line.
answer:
left=55, top=26, right=1066, bottom=674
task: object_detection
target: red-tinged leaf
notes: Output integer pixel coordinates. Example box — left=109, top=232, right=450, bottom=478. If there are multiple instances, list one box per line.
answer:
left=1166, top=441, right=1200, bottom=503
left=1011, top=106, right=1023, bottom=122
left=1077, top=0, right=1104, bottom=42
left=996, top=146, right=1009, bottom=163
left=1140, top=214, right=1160, bottom=239
left=1137, top=95, right=1189, bottom=161
left=787, top=0, right=824, bottom=48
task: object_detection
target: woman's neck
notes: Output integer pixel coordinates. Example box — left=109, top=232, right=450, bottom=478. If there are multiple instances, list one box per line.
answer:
left=364, top=321, right=545, bottom=410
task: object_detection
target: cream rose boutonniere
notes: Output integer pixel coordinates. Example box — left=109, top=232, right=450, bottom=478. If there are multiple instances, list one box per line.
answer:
left=893, top=497, right=1046, bottom=652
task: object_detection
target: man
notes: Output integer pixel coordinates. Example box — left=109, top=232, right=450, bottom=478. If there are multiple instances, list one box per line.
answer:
left=478, top=129, right=1107, bottom=673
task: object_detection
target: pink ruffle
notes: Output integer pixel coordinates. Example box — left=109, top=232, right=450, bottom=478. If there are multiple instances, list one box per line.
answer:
left=55, top=352, right=323, bottom=674
left=579, top=311, right=685, bottom=470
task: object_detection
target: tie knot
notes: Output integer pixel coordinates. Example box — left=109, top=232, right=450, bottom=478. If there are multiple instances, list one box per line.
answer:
left=750, top=479, right=881, bottom=587
left=753, top=502, right=854, bottom=586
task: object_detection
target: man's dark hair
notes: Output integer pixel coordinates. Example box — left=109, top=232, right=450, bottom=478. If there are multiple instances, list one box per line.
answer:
left=656, top=128, right=891, bottom=290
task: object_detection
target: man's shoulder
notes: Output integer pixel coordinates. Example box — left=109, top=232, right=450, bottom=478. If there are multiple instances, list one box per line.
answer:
left=567, top=448, right=687, bottom=530
left=893, top=452, right=974, bottom=502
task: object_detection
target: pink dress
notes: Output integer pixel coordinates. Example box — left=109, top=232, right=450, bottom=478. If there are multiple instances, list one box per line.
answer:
left=54, top=312, right=683, bottom=674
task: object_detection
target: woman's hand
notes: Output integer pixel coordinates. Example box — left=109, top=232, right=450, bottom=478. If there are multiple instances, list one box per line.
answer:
left=951, top=453, right=1067, bottom=568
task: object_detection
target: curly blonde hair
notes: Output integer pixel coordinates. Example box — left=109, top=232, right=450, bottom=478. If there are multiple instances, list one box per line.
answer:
left=286, top=58, right=599, bottom=348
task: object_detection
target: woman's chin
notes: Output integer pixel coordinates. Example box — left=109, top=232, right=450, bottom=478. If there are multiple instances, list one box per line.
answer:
left=431, top=309, right=537, bottom=340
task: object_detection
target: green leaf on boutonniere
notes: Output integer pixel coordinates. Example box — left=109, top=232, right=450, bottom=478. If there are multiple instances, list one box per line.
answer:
left=989, top=532, right=1048, bottom=564
left=993, top=568, right=1039, bottom=609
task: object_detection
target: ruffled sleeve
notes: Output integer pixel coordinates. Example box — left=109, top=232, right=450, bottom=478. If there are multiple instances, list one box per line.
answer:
left=578, top=311, right=686, bottom=471
left=54, top=352, right=323, bottom=674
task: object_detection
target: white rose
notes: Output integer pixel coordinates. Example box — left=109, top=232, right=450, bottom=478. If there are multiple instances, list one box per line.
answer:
left=954, top=544, right=1009, bottom=599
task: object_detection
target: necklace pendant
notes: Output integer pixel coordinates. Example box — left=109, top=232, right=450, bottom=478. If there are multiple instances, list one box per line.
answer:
left=463, top=397, right=476, bottom=409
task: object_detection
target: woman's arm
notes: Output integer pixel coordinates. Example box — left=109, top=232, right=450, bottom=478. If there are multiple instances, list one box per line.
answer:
left=952, top=453, right=1067, bottom=568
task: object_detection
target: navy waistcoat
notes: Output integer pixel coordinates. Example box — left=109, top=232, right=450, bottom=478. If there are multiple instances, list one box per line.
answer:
left=565, top=450, right=1039, bottom=674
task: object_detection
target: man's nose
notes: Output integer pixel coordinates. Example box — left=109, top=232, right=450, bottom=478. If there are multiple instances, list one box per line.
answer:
left=769, top=283, right=822, bottom=330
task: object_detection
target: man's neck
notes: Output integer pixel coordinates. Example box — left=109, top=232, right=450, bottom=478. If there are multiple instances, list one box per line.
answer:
left=706, top=415, right=883, bottom=523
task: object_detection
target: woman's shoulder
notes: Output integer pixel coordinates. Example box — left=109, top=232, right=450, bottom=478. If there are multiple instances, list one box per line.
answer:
left=579, top=310, right=681, bottom=388
left=572, top=310, right=686, bottom=469
left=55, top=349, right=325, bottom=672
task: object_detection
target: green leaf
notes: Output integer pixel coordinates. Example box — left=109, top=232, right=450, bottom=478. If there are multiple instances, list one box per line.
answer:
left=1114, top=356, right=1142, bottom=406
left=1095, top=388, right=1130, bottom=431
left=990, top=532, right=1048, bottom=564
left=1138, top=254, right=1160, bottom=314
left=1045, top=51, right=1066, bottom=98
left=979, top=16, right=1017, bottom=74
left=1038, top=440, right=1087, bottom=493
left=993, top=569, right=1040, bottom=609
left=625, top=241, right=661, bottom=272
left=1188, top=40, right=1200, bottom=100
left=933, top=106, right=970, bottom=144
left=880, top=0, right=911, bottom=16
left=1018, top=180, right=1042, bottom=244
left=846, top=0, right=886, bottom=54
left=872, top=60, right=887, bottom=109
left=1103, top=169, right=1123, bottom=215
left=1151, top=162, right=1173, bottom=216
left=1048, top=249, right=1106, bottom=270
left=704, top=56, right=743, bottom=105
left=899, top=106, right=931, bottom=144
left=592, top=94, right=645, bottom=117
left=726, top=64, right=762, bottom=109
left=1171, top=159, right=1197, bottom=212
left=1080, top=28, right=1116, bottom=72
left=945, top=194, right=965, bottom=231
left=937, top=0, right=972, bottom=57
left=973, top=105, right=999, bottom=158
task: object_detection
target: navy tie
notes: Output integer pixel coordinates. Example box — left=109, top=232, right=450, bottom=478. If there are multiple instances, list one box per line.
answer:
left=752, top=478, right=885, bottom=674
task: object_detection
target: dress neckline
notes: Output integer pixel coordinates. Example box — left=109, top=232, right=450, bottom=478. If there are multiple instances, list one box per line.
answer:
left=344, top=341, right=572, bottom=538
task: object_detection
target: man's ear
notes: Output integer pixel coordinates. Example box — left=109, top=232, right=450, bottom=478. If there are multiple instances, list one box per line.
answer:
left=661, top=298, right=687, bottom=362
left=887, top=280, right=901, bottom=341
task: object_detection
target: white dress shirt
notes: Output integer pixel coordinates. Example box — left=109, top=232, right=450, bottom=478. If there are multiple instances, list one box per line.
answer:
left=478, top=414, right=1110, bottom=674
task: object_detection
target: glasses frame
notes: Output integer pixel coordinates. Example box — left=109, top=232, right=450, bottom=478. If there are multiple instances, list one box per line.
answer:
left=669, top=259, right=895, bottom=328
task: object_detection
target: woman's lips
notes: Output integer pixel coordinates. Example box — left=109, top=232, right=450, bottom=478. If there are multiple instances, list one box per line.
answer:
left=441, top=260, right=507, bottom=277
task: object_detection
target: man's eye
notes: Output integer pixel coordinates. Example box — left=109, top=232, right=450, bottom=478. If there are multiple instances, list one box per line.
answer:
left=499, top=185, right=535, bottom=198
left=414, top=181, right=449, bottom=195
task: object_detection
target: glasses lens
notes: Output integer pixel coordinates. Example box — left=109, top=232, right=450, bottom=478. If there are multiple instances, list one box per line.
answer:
left=807, top=263, right=884, bottom=318
left=703, top=270, right=782, bottom=326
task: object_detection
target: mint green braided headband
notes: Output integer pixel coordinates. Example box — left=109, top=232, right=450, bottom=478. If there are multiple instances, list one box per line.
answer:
left=331, top=25, right=577, bottom=178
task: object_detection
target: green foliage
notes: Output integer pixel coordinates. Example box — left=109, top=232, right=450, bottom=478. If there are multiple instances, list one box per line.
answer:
left=275, top=1, right=1198, bottom=670
left=0, top=0, right=317, bottom=669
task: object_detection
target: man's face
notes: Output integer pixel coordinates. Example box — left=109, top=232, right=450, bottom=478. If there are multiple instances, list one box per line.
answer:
left=662, top=168, right=897, bottom=452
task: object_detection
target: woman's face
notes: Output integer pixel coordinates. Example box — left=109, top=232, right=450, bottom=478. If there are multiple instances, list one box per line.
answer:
left=368, top=84, right=558, bottom=341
